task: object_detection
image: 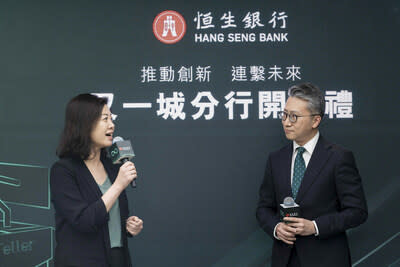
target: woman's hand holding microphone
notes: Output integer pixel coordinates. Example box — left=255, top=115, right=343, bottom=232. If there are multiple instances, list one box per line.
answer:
left=115, top=161, right=137, bottom=190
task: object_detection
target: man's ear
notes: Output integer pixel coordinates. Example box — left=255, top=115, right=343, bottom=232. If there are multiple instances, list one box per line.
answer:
left=312, top=115, right=322, bottom=129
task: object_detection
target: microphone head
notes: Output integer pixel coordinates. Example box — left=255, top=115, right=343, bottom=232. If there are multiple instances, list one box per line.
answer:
left=113, top=136, right=124, bottom=143
left=109, top=136, right=135, bottom=164
left=280, top=196, right=301, bottom=221
left=283, top=197, right=295, bottom=207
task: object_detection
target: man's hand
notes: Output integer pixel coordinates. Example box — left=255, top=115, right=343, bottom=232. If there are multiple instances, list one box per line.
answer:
left=276, top=222, right=297, bottom=245
left=283, top=217, right=316, bottom=236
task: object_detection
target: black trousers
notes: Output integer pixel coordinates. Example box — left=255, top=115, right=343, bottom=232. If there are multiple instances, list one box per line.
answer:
left=287, top=247, right=301, bottom=267
left=110, top=247, right=127, bottom=267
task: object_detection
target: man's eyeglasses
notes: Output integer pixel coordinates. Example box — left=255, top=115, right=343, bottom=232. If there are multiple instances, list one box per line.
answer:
left=278, top=111, right=320, bottom=123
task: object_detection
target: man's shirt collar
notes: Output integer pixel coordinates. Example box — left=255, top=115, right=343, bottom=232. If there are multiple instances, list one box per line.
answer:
left=293, top=131, right=320, bottom=155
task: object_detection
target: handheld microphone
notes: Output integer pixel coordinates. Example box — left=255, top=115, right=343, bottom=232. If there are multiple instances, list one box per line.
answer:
left=109, top=136, right=137, bottom=188
left=279, top=197, right=300, bottom=223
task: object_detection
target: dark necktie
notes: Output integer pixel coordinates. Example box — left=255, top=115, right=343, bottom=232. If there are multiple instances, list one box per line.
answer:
left=292, top=147, right=306, bottom=200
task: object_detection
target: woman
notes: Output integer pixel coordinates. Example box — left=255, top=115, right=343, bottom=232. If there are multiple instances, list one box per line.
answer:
left=50, top=94, right=143, bottom=267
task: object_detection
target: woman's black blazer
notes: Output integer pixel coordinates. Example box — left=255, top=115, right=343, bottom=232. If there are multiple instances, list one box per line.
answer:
left=50, top=153, right=132, bottom=267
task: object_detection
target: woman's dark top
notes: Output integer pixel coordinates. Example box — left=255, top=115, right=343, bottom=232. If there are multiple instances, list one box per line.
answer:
left=50, top=153, right=132, bottom=267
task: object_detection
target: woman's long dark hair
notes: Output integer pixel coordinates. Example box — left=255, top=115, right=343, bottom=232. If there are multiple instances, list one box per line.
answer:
left=56, top=94, right=107, bottom=160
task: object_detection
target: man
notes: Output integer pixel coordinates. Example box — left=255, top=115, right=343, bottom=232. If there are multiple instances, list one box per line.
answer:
left=256, top=83, right=368, bottom=267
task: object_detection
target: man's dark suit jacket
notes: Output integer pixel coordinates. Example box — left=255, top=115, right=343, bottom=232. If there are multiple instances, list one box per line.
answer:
left=256, top=136, right=368, bottom=267
left=50, top=153, right=132, bottom=267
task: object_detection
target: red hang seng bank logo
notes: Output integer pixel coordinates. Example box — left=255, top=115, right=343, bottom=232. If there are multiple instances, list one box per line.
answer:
left=153, top=10, right=186, bottom=44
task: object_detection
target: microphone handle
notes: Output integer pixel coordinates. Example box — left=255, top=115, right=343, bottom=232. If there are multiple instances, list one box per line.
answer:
left=121, top=158, right=137, bottom=188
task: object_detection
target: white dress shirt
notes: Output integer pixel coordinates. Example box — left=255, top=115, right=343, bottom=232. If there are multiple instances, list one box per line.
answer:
left=291, top=131, right=319, bottom=184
